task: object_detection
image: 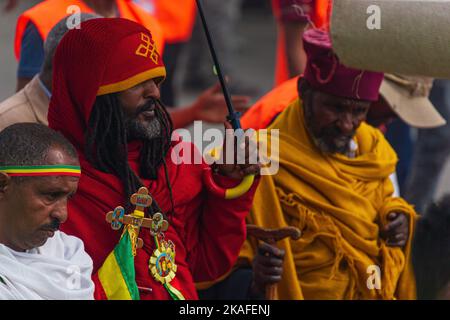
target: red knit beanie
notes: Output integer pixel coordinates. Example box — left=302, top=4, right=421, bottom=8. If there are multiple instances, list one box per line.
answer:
left=48, top=18, right=165, bottom=149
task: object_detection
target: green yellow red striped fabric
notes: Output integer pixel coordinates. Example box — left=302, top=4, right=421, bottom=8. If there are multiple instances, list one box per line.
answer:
left=97, top=226, right=140, bottom=300
left=0, top=165, right=81, bottom=177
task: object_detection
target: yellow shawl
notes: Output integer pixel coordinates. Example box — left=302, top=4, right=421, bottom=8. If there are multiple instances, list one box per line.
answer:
left=240, top=99, right=417, bottom=300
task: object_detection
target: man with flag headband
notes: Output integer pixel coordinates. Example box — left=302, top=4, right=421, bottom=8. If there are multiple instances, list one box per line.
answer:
left=238, top=29, right=417, bottom=299
left=0, top=123, right=94, bottom=300
left=48, top=18, right=259, bottom=300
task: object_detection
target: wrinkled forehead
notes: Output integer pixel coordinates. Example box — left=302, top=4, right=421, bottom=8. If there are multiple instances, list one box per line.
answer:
left=13, top=175, right=80, bottom=192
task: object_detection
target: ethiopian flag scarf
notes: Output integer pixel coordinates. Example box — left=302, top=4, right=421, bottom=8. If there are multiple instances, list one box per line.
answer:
left=97, top=225, right=140, bottom=300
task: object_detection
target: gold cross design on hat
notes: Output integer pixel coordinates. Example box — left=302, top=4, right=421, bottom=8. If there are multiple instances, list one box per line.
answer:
left=105, top=187, right=167, bottom=250
left=135, top=32, right=159, bottom=64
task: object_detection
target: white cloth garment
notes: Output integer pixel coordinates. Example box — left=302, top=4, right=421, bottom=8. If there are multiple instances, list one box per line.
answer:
left=0, top=231, right=94, bottom=300
left=348, top=140, right=400, bottom=196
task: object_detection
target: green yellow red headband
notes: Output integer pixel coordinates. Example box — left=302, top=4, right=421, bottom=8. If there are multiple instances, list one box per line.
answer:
left=0, top=165, right=81, bottom=177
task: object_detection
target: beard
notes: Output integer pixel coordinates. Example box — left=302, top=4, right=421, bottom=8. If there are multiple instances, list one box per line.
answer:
left=303, top=100, right=355, bottom=155
left=124, top=99, right=162, bottom=141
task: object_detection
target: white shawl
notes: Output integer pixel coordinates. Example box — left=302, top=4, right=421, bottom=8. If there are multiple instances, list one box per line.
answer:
left=0, top=231, right=94, bottom=300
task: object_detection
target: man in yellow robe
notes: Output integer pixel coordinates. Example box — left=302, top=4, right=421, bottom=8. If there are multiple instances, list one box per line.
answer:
left=240, top=29, right=417, bottom=300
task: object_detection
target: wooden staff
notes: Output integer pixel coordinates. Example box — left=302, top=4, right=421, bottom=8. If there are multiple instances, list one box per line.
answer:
left=247, top=224, right=302, bottom=300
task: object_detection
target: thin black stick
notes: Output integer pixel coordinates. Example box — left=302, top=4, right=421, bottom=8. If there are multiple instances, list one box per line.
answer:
left=195, top=0, right=242, bottom=130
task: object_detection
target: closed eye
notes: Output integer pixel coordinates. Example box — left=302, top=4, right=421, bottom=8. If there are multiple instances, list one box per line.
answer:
left=42, top=192, right=67, bottom=202
left=354, top=107, right=367, bottom=115
left=44, top=193, right=60, bottom=202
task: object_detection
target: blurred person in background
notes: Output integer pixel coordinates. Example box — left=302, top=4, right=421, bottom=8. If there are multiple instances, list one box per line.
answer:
left=272, top=0, right=330, bottom=86
left=14, top=0, right=163, bottom=92
left=183, top=0, right=259, bottom=97
left=134, top=0, right=196, bottom=107
left=403, top=80, right=450, bottom=214
left=9, top=0, right=250, bottom=129
left=0, top=14, right=98, bottom=131
left=412, top=194, right=450, bottom=299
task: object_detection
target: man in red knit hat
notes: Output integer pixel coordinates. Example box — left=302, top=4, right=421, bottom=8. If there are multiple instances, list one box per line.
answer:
left=48, top=18, right=259, bottom=300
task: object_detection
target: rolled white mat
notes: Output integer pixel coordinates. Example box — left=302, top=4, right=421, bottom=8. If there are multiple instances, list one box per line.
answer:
left=330, top=0, right=450, bottom=78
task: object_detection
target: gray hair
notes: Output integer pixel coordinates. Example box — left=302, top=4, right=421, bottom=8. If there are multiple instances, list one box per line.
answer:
left=41, top=13, right=100, bottom=74
left=0, top=123, right=78, bottom=183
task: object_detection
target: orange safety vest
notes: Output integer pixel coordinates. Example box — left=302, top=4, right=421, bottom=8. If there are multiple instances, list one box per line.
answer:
left=14, top=0, right=164, bottom=60
left=153, top=0, right=196, bottom=44
left=241, top=76, right=299, bottom=130
left=273, top=0, right=331, bottom=86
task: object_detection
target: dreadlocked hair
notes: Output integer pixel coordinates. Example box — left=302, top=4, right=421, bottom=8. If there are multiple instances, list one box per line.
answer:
left=86, top=93, right=174, bottom=217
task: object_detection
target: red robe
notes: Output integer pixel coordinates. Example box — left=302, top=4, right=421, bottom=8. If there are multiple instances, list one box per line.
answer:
left=62, top=141, right=257, bottom=300
left=47, top=19, right=258, bottom=300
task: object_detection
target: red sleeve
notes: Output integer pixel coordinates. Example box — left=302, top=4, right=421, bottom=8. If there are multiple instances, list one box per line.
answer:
left=187, top=173, right=259, bottom=283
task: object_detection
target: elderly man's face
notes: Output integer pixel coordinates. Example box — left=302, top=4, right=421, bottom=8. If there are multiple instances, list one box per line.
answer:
left=118, top=77, right=164, bottom=141
left=303, top=89, right=371, bottom=154
left=0, top=147, right=79, bottom=252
